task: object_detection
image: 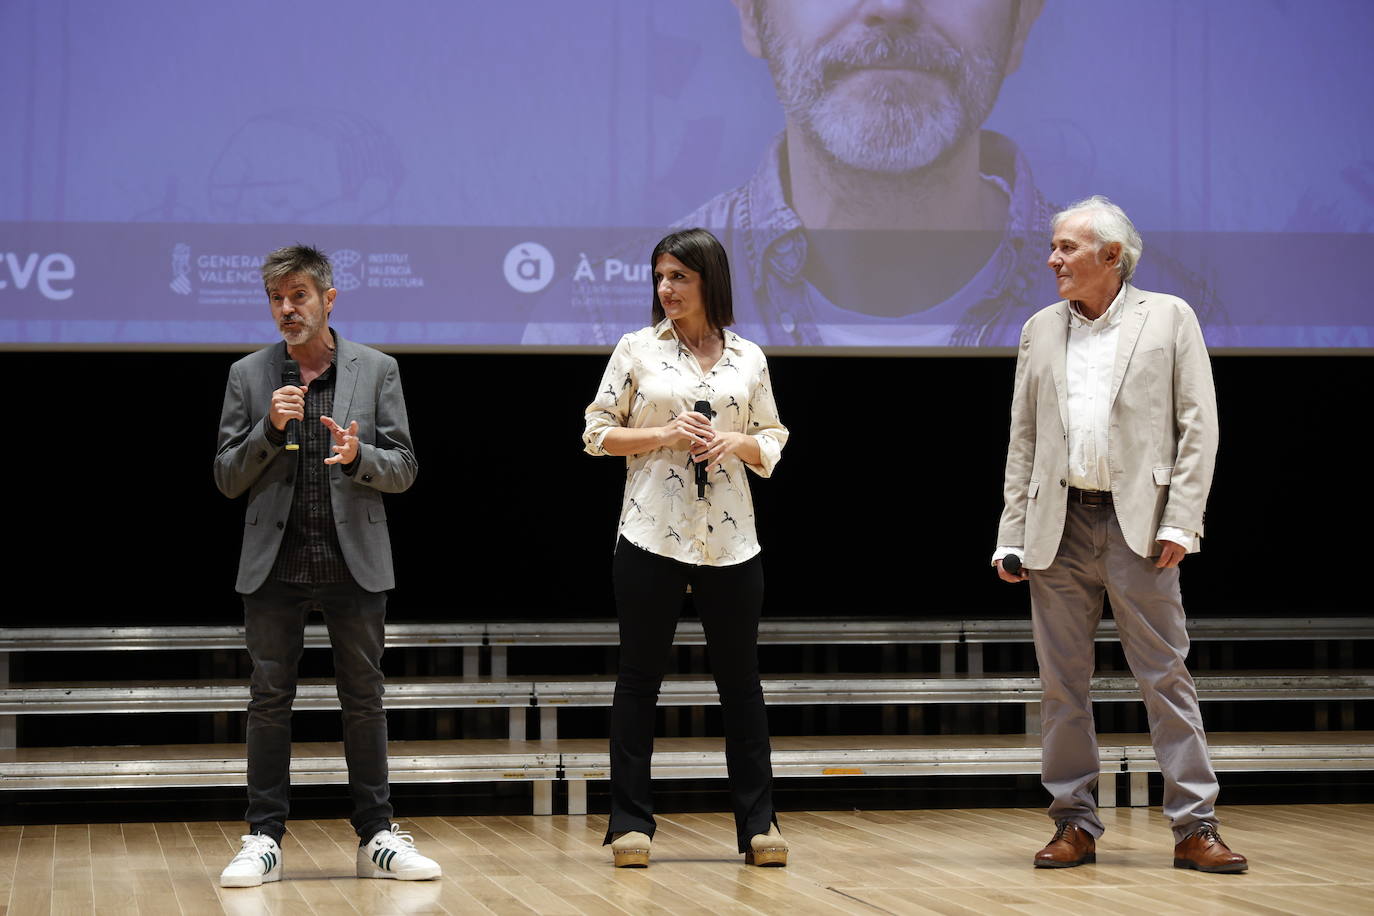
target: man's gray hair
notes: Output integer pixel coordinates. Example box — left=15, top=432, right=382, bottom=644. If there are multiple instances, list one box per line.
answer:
left=261, top=244, right=334, bottom=297
left=1051, top=195, right=1143, bottom=281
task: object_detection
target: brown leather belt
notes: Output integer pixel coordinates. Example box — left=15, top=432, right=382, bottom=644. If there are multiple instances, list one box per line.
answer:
left=1068, top=487, right=1113, bottom=506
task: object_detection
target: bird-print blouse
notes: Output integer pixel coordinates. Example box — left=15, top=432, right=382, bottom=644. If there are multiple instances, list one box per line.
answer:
left=583, top=319, right=789, bottom=566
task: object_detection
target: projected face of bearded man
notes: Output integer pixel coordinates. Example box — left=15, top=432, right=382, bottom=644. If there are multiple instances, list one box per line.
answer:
left=740, top=0, right=1038, bottom=175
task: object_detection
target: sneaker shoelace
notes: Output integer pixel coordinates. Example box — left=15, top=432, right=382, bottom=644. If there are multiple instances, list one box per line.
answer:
left=232, top=834, right=277, bottom=866
left=375, top=825, right=420, bottom=859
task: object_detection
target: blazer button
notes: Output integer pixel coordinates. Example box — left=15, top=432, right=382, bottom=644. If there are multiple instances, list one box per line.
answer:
left=362, top=474, right=372, bottom=482
left=1059, top=479, right=1066, bottom=487
left=257, top=451, right=267, bottom=461
left=276, top=521, right=284, bottom=529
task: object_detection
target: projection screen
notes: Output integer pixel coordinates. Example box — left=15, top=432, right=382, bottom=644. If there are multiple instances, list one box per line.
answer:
left=2, top=0, right=1371, bottom=353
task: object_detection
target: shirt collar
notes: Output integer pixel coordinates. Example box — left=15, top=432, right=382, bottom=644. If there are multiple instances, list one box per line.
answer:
left=739, top=135, right=805, bottom=291
left=1068, top=282, right=1127, bottom=330
left=737, top=130, right=1045, bottom=295
left=982, top=130, right=1041, bottom=240
left=653, top=317, right=746, bottom=354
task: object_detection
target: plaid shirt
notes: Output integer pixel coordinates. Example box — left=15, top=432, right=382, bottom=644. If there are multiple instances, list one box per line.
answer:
left=265, top=353, right=352, bottom=584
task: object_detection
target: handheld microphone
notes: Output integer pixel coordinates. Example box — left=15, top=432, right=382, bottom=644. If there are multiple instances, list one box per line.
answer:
left=693, top=399, right=714, bottom=499
left=282, top=359, right=301, bottom=451
left=1002, top=554, right=1023, bottom=576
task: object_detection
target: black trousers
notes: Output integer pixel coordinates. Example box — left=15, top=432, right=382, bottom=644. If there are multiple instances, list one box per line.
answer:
left=605, top=537, right=776, bottom=853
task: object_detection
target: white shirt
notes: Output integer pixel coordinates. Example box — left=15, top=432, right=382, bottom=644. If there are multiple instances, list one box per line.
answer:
left=993, top=285, right=1195, bottom=564
left=1066, top=285, right=1127, bottom=492
left=584, top=320, right=788, bottom=566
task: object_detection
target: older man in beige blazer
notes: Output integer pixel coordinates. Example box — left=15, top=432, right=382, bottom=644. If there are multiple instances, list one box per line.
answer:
left=994, top=196, right=1246, bottom=873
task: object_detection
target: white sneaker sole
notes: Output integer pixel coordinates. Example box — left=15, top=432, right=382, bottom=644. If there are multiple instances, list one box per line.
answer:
left=219, top=867, right=281, bottom=888
left=356, top=861, right=441, bottom=880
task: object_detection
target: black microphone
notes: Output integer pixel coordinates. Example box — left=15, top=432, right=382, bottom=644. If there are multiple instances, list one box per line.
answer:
left=282, top=358, right=301, bottom=452
left=1002, top=554, right=1023, bottom=576
left=693, top=399, right=714, bottom=499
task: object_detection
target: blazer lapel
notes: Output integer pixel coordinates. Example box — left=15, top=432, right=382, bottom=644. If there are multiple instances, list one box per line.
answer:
left=1047, top=302, right=1070, bottom=432
left=1109, top=285, right=1150, bottom=408
left=266, top=342, right=287, bottom=388
left=263, top=343, right=290, bottom=419
left=331, top=334, right=361, bottom=426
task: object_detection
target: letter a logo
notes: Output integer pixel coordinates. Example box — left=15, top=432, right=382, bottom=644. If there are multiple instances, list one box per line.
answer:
left=503, top=242, right=554, bottom=293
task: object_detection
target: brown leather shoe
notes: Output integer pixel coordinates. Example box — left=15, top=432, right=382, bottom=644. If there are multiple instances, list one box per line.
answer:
left=1033, top=821, right=1096, bottom=868
left=1173, top=823, right=1247, bottom=873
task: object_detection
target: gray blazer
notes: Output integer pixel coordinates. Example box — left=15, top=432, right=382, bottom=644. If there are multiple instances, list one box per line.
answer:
left=214, top=334, right=417, bottom=594
left=997, top=285, right=1219, bottom=568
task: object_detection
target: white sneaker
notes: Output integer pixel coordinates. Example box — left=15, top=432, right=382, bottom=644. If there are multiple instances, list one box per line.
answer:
left=356, top=824, right=441, bottom=880
left=220, top=833, right=282, bottom=887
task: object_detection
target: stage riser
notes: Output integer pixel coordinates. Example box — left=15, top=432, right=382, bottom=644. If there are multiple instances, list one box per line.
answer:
left=5, top=735, right=1371, bottom=817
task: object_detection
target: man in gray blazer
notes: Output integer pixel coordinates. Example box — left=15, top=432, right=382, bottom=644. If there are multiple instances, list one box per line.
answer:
left=214, top=244, right=439, bottom=886
left=994, top=197, right=1246, bottom=873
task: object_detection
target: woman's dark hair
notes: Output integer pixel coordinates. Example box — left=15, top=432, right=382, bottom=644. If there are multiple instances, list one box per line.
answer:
left=650, top=228, right=734, bottom=330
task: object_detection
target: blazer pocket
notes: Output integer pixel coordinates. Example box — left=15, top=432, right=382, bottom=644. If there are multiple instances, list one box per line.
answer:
left=1153, top=466, right=1173, bottom=485
left=367, top=502, right=387, bottom=523
left=1028, top=479, right=1041, bottom=499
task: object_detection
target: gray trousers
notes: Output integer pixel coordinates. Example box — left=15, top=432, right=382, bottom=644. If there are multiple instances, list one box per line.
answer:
left=1029, top=499, right=1219, bottom=842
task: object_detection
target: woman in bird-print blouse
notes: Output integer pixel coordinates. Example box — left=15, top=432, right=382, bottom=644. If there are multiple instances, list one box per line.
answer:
left=582, top=227, right=790, bottom=870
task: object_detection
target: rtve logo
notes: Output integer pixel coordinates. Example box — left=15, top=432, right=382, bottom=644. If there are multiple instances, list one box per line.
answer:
left=0, top=252, right=76, bottom=300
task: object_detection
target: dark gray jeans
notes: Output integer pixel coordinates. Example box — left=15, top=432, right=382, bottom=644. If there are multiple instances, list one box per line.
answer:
left=242, top=577, right=392, bottom=841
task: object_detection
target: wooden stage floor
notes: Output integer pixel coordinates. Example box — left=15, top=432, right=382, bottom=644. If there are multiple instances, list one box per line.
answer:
left=2, top=804, right=1371, bottom=915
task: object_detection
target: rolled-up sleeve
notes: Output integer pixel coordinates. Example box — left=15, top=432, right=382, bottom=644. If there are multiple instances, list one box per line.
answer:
left=582, top=334, right=636, bottom=456
left=744, top=357, right=788, bottom=478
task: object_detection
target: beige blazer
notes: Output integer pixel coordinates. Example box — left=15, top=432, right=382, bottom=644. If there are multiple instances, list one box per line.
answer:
left=997, top=285, right=1218, bottom=568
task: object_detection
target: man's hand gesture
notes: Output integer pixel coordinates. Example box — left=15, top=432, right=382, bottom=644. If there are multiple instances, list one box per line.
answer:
left=321, top=416, right=359, bottom=465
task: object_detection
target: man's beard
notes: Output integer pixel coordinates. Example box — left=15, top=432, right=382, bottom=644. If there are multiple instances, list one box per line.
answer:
left=762, top=21, right=1008, bottom=175
left=279, top=315, right=320, bottom=346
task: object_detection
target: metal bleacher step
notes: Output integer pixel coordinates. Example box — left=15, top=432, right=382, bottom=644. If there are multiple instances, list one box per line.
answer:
left=0, top=677, right=532, bottom=715
left=7, top=671, right=1370, bottom=716
left=5, top=617, right=1369, bottom=678
left=5, top=617, right=1369, bottom=652
left=5, top=671, right=1369, bottom=746
left=532, top=671, right=1374, bottom=706
left=0, top=738, right=563, bottom=810
left=0, top=620, right=960, bottom=653
left=2, top=618, right=1367, bottom=813
left=4, top=732, right=1369, bottom=815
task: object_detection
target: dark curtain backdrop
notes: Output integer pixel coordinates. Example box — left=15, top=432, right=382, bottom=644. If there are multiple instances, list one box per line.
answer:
left=5, top=351, right=1365, bottom=625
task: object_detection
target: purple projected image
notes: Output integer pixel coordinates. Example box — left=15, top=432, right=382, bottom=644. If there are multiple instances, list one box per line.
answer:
left=1, top=0, right=1371, bottom=351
